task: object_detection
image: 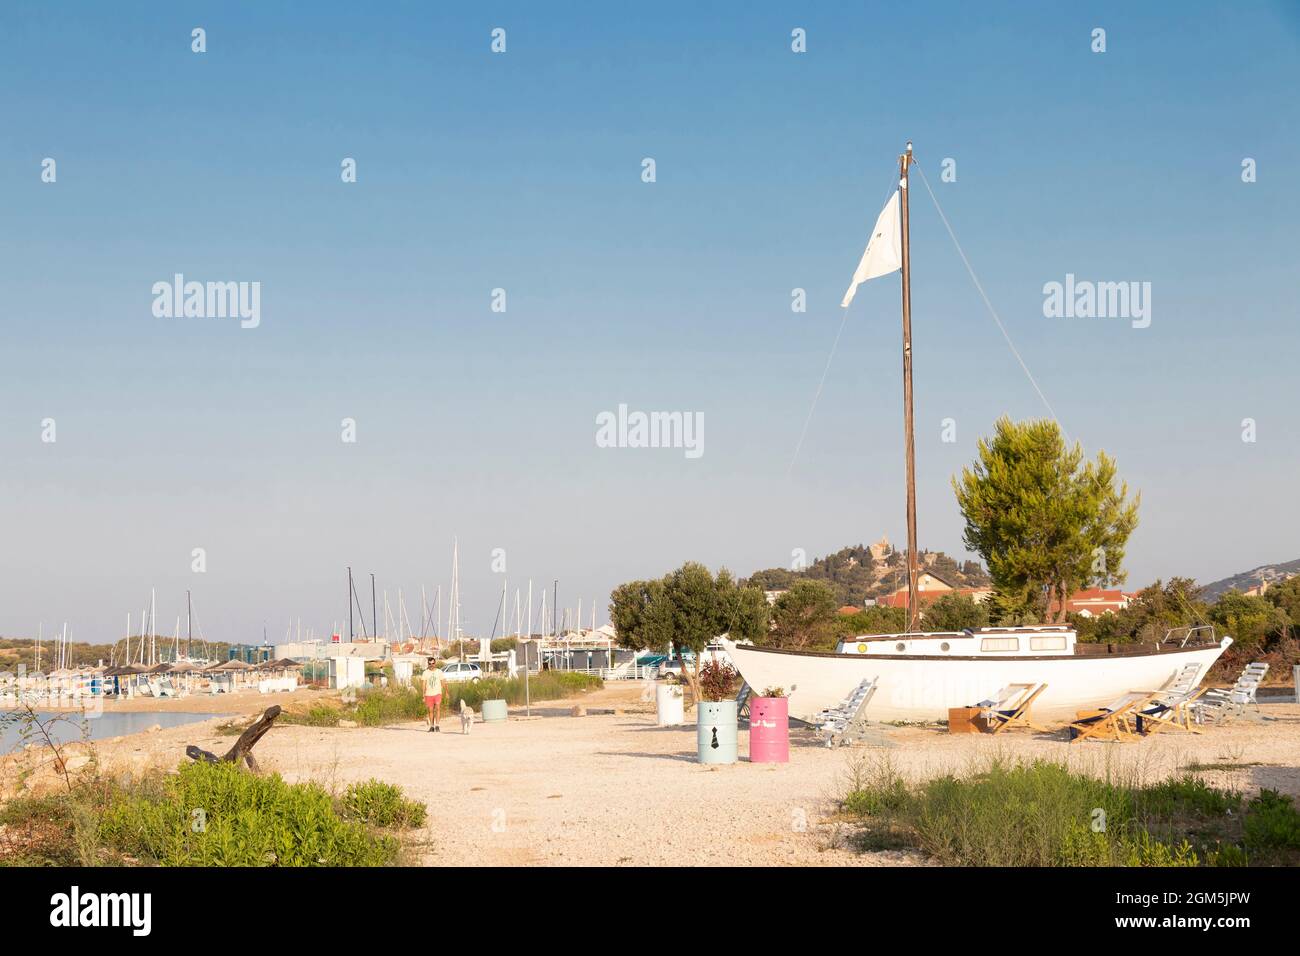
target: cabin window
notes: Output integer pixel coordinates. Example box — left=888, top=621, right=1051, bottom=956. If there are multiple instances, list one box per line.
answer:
left=980, top=637, right=1020, bottom=652
left=940, top=642, right=951, bottom=652
left=895, top=643, right=907, bottom=652
left=1030, top=636, right=1068, bottom=651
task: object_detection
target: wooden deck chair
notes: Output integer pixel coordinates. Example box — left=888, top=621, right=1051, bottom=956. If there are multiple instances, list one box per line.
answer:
left=1068, top=691, right=1155, bottom=743
left=982, top=683, right=1049, bottom=734
left=1134, top=664, right=1205, bottom=735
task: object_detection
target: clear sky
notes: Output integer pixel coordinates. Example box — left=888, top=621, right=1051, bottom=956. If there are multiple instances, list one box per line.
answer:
left=2, top=2, right=1297, bottom=645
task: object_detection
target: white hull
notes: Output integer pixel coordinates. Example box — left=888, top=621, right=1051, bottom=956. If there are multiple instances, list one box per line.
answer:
left=721, top=637, right=1231, bottom=723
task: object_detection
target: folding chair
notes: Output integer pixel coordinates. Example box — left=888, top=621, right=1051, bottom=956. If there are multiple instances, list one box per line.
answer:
left=815, top=678, right=879, bottom=748
left=1134, top=664, right=1206, bottom=734
left=1190, top=662, right=1269, bottom=725
left=735, top=681, right=752, bottom=722
left=979, top=682, right=1049, bottom=734
left=1068, top=691, right=1156, bottom=743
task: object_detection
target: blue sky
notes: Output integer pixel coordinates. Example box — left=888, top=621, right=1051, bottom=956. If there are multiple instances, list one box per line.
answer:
left=2, top=2, right=1297, bottom=645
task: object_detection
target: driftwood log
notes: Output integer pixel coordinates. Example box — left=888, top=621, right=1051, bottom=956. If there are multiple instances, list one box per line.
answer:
left=186, top=705, right=282, bottom=773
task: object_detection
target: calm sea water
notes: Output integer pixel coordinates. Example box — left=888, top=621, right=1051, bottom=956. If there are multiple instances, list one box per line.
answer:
left=1, top=709, right=220, bottom=754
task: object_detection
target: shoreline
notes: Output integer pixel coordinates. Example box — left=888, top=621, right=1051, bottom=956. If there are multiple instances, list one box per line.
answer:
left=0, top=686, right=337, bottom=716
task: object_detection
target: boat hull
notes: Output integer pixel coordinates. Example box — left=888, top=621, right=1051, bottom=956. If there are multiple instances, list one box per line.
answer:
left=721, top=638, right=1230, bottom=723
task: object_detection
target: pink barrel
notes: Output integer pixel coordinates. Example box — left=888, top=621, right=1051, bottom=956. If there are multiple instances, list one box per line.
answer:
left=748, top=696, right=789, bottom=763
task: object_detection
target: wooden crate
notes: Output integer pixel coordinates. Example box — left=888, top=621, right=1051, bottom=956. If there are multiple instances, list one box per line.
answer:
left=948, top=706, right=986, bottom=734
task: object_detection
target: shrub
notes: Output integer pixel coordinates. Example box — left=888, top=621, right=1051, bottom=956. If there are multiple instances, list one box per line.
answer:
left=285, top=671, right=604, bottom=728
left=840, top=758, right=1230, bottom=867
left=97, top=761, right=398, bottom=866
left=1244, top=789, right=1300, bottom=850
left=697, top=660, right=736, bottom=703
left=340, top=779, right=427, bottom=829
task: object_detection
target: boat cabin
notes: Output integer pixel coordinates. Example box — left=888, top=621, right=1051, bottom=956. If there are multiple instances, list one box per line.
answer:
left=835, top=626, right=1077, bottom=658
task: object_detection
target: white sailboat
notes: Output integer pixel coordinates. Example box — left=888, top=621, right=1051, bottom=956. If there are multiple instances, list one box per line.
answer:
left=723, top=143, right=1231, bottom=723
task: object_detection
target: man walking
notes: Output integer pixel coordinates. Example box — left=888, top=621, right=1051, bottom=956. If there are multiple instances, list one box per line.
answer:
left=422, top=658, right=447, bottom=732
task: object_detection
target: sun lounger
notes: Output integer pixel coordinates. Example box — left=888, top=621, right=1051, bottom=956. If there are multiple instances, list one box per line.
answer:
left=1190, top=662, right=1269, bottom=725
left=1068, top=691, right=1155, bottom=743
left=978, top=683, right=1048, bottom=734
left=1133, top=664, right=1206, bottom=734
left=735, top=681, right=752, bottom=721
left=815, top=678, right=878, bottom=747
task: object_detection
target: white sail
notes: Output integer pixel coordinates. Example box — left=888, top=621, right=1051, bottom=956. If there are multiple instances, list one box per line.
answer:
left=841, top=189, right=902, bottom=307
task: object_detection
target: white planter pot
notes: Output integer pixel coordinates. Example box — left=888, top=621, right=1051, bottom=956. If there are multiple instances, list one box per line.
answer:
left=656, top=684, right=685, bottom=726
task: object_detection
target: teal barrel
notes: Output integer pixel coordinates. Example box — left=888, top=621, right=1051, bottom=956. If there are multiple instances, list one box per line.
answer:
left=696, top=701, right=738, bottom=764
left=481, top=699, right=508, bottom=723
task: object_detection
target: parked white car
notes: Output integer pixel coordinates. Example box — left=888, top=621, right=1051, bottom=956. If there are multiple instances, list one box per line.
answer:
left=439, top=662, right=483, bottom=684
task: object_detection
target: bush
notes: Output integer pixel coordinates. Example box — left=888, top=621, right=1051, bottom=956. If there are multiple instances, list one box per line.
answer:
left=832, top=606, right=908, bottom=640
left=285, top=671, right=603, bottom=728
left=282, top=702, right=345, bottom=727
left=340, top=779, right=427, bottom=829
left=96, top=761, right=400, bottom=866
left=697, top=660, right=736, bottom=702
left=1244, top=790, right=1300, bottom=850
left=837, top=758, right=1270, bottom=867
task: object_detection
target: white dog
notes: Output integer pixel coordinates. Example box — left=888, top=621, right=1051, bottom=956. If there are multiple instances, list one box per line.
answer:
left=459, top=699, right=475, bottom=735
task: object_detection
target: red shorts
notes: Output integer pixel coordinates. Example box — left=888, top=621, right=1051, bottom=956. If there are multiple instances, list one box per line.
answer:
left=425, top=695, right=442, bottom=707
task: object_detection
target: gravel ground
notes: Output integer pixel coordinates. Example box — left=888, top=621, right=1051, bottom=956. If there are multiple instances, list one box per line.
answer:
left=18, top=684, right=1300, bottom=867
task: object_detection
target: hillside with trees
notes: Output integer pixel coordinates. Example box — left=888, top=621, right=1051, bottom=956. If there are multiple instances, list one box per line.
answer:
left=743, top=544, right=988, bottom=607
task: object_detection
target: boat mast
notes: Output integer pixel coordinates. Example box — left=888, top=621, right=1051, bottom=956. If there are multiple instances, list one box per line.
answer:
left=899, top=141, right=920, bottom=632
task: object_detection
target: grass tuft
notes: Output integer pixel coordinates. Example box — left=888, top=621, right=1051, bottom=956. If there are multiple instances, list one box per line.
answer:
left=839, top=756, right=1300, bottom=867
left=1, top=761, right=427, bottom=867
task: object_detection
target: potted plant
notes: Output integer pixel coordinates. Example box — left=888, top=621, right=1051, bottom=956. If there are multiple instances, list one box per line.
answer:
left=696, top=660, right=738, bottom=764
left=749, top=686, right=790, bottom=763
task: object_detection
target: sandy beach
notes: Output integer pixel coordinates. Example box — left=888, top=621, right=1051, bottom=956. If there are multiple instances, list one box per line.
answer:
left=11, top=681, right=1294, bottom=867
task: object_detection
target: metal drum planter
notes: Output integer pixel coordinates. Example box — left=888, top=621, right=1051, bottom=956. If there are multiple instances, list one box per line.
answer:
left=696, top=700, right=738, bottom=764
left=481, top=699, right=508, bottom=723
left=748, top=696, right=789, bottom=763
left=656, top=684, right=685, bottom=726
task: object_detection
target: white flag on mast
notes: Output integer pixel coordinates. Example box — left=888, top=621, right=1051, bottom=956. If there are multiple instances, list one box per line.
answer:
left=840, top=189, right=901, bottom=308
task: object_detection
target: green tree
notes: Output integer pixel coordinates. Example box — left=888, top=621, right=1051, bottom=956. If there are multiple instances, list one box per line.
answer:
left=609, top=578, right=674, bottom=653
left=610, top=563, right=770, bottom=701
left=832, top=605, right=908, bottom=640
left=1266, top=576, right=1300, bottom=634
left=922, top=593, right=990, bottom=631
left=984, top=586, right=1042, bottom=627
left=953, top=417, right=1139, bottom=622
left=1073, top=578, right=1205, bottom=644
left=769, top=580, right=838, bottom=650
left=1210, top=590, right=1290, bottom=651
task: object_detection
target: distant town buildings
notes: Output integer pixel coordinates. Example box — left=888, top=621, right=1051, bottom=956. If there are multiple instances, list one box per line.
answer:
left=1062, top=588, right=1134, bottom=617
left=876, top=570, right=994, bottom=610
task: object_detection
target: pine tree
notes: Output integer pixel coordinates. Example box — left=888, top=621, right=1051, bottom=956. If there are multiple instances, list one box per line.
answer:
left=953, top=417, right=1139, bottom=622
